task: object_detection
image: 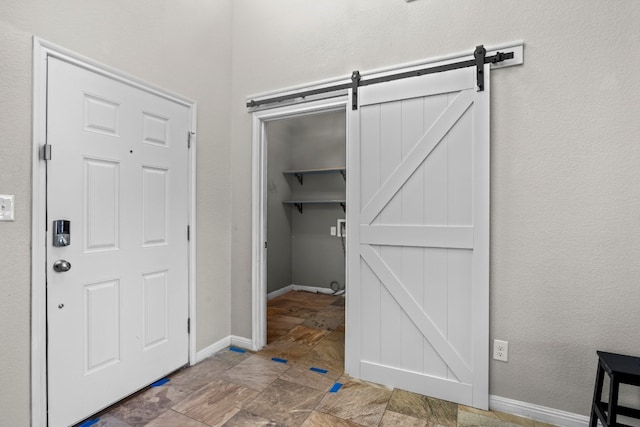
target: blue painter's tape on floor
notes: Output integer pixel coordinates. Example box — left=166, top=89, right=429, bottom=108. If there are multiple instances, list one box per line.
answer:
left=310, top=367, right=328, bottom=374
left=150, top=378, right=169, bottom=387
left=229, top=346, right=246, bottom=353
left=78, top=418, right=100, bottom=427
left=271, top=357, right=288, bottom=364
left=330, top=382, right=343, bottom=393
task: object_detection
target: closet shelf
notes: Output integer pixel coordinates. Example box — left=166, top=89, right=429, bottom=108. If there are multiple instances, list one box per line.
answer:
left=283, top=200, right=346, bottom=214
left=283, top=167, right=346, bottom=185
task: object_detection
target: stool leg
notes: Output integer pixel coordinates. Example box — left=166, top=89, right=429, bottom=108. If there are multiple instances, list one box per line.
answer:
left=590, top=363, right=605, bottom=427
left=608, top=375, right=619, bottom=426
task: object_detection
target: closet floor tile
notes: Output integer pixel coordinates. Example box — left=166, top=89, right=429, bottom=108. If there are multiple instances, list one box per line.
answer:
left=220, top=354, right=291, bottom=392
left=172, top=378, right=259, bottom=426
left=243, top=378, right=325, bottom=427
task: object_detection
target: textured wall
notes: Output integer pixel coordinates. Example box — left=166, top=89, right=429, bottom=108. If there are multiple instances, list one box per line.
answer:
left=266, top=120, right=293, bottom=293
left=0, top=20, right=34, bottom=427
left=0, top=1, right=232, bottom=425
left=230, top=0, right=640, bottom=416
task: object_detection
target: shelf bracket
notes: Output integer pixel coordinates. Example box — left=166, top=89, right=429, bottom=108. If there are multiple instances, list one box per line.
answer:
left=294, top=203, right=303, bottom=214
left=293, top=173, right=303, bottom=185
left=339, top=202, right=345, bottom=212
left=340, top=170, right=346, bottom=181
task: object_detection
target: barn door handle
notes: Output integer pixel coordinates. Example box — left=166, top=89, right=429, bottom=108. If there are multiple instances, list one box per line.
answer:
left=53, top=259, right=72, bottom=273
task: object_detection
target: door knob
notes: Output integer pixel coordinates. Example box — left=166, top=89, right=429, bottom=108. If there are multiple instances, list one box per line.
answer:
left=53, top=260, right=72, bottom=272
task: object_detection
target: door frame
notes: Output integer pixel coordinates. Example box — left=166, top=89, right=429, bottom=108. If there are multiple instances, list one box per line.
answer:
left=250, top=98, right=349, bottom=351
left=31, top=38, right=198, bottom=426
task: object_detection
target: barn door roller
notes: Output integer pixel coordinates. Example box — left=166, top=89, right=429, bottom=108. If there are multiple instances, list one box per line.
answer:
left=474, top=45, right=513, bottom=92
left=475, top=45, right=487, bottom=91
left=351, top=71, right=361, bottom=111
left=246, top=45, right=514, bottom=110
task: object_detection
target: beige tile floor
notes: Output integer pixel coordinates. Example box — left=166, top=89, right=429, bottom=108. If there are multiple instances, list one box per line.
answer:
left=83, top=291, right=556, bottom=427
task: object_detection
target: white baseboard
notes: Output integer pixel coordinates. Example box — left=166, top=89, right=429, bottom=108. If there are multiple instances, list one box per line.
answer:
left=193, top=335, right=255, bottom=364
left=292, top=284, right=340, bottom=295
left=267, top=284, right=294, bottom=300
left=193, top=336, right=231, bottom=364
left=230, top=335, right=253, bottom=350
left=490, top=395, right=589, bottom=427
left=267, top=283, right=339, bottom=300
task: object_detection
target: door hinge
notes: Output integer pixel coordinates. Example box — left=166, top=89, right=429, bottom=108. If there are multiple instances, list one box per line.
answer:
left=43, top=144, right=52, bottom=160
left=187, top=131, right=195, bottom=148
left=187, top=318, right=191, bottom=334
left=187, top=225, right=190, bottom=241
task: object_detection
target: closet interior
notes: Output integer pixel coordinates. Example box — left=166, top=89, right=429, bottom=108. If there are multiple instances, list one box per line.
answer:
left=265, top=110, right=347, bottom=299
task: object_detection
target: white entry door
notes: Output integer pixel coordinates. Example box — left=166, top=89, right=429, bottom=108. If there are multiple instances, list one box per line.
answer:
left=346, top=65, right=490, bottom=409
left=46, top=57, right=191, bottom=427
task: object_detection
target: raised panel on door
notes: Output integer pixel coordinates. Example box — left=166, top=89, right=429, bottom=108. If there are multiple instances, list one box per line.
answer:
left=84, top=279, right=121, bottom=373
left=142, top=271, right=169, bottom=350
left=84, top=158, right=120, bottom=252
left=347, top=65, right=490, bottom=409
left=142, top=166, right=169, bottom=246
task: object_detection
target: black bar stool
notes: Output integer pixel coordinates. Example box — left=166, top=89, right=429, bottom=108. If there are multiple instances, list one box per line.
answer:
left=590, top=351, right=640, bottom=427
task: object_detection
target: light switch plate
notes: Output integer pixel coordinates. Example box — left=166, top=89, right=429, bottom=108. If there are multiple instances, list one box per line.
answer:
left=0, top=195, right=15, bottom=221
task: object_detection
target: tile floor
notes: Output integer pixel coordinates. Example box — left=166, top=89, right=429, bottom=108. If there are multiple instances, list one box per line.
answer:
left=84, top=291, right=555, bottom=427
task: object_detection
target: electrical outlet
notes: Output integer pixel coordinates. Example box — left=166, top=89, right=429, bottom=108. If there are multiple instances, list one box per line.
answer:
left=330, top=226, right=337, bottom=236
left=337, top=219, right=346, bottom=237
left=493, top=339, right=509, bottom=362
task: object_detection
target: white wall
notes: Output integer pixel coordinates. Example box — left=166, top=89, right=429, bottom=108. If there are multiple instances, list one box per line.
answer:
left=3, top=1, right=640, bottom=423
left=230, top=0, right=640, bottom=416
left=0, top=1, right=233, bottom=425
left=266, top=120, right=294, bottom=293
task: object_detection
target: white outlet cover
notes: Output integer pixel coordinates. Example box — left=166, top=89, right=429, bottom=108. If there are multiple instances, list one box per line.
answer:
left=0, top=194, right=15, bottom=221
left=493, top=339, right=509, bottom=362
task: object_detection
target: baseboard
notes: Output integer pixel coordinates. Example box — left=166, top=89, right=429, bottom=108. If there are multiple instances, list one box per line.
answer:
left=193, top=335, right=256, bottom=364
left=267, top=284, right=294, bottom=300
left=193, top=336, right=231, bottom=364
left=267, top=283, right=340, bottom=300
left=291, top=284, right=339, bottom=295
left=230, top=335, right=254, bottom=351
left=490, top=395, right=589, bottom=427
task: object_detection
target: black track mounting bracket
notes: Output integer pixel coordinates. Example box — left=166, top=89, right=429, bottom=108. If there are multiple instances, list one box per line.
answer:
left=474, top=45, right=487, bottom=92
left=351, top=71, right=361, bottom=110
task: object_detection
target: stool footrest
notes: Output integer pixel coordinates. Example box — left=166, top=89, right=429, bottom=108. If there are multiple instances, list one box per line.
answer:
left=597, top=402, right=640, bottom=419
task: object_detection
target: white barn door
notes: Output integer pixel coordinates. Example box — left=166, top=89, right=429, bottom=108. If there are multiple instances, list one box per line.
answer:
left=346, top=65, right=490, bottom=409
